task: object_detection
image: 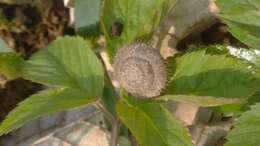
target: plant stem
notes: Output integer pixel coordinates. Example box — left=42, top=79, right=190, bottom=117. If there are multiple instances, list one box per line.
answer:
left=96, top=101, right=115, bottom=123
left=95, top=101, right=120, bottom=146
left=95, top=52, right=120, bottom=146
left=110, top=120, right=120, bottom=146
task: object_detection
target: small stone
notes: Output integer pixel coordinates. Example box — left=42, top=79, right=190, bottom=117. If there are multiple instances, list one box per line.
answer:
left=167, top=102, right=212, bottom=126
left=195, top=120, right=233, bottom=146
left=0, top=135, right=17, bottom=146
left=40, top=113, right=64, bottom=131
left=55, top=122, right=110, bottom=146
left=18, top=119, right=40, bottom=141
left=64, top=106, right=96, bottom=124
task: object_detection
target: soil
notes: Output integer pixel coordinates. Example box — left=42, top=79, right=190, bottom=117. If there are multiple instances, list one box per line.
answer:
left=0, top=0, right=74, bottom=58
left=0, top=79, right=42, bottom=122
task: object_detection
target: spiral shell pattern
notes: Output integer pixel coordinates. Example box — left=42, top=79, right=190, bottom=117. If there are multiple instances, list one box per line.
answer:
left=113, top=43, right=167, bottom=98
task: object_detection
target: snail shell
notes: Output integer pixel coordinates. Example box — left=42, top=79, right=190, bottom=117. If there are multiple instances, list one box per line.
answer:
left=113, top=43, right=167, bottom=98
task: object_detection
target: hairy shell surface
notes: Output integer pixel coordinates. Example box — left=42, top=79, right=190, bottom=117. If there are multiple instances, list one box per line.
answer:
left=113, top=43, right=167, bottom=98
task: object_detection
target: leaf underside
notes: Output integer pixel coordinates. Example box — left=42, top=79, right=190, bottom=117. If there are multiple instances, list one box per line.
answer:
left=158, top=95, right=242, bottom=107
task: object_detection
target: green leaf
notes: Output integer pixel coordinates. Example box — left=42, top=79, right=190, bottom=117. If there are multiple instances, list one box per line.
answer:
left=101, top=76, right=119, bottom=116
left=217, top=0, right=260, bottom=50
left=207, top=45, right=260, bottom=110
left=117, top=92, right=192, bottom=146
left=24, top=36, right=104, bottom=97
left=0, top=53, right=24, bottom=80
left=218, top=92, right=260, bottom=116
left=118, top=136, right=131, bottom=146
left=158, top=95, right=242, bottom=107
left=0, top=87, right=97, bottom=135
left=101, top=0, right=177, bottom=59
left=0, top=38, right=24, bottom=80
left=225, top=103, right=260, bottom=146
left=246, top=92, right=260, bottom=107
left=75, top=0, right=100, bottom=38
left=164, top=49, right=260, bottom=99
left=207, top=45, right=260, bottom=68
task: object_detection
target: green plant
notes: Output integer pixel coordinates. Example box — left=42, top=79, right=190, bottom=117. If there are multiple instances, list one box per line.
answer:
left=0, top=0, right=259, bottom=146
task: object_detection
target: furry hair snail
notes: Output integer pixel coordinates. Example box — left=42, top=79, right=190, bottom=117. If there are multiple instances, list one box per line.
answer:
left=113, top=43, right=167, bottom=98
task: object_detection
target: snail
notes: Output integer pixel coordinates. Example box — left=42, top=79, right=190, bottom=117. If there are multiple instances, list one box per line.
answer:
left=113, top=43, right=167, bottom=98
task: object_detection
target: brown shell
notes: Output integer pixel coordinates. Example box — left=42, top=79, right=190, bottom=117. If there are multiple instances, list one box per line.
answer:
left=113, top=43, right=167, bottom=98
